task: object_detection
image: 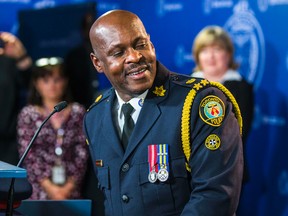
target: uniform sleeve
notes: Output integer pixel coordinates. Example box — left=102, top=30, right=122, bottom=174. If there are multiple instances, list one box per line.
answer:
left=66, top=105, right=89, bottom=185
left=181, top=87, right=243, bottom=216
left=83, top=108, right=98, bottom=170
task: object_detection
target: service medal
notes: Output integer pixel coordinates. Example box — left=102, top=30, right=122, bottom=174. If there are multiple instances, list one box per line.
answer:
left=157, top=168, right=169, bottom=182
left=156, top=144, right=169, bottom=182
left=148, top=170, right=158, bottom=183
left=148, top=145, right=158, bottom=183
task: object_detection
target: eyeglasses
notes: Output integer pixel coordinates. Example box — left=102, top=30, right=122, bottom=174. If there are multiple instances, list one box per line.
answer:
left=35, top=57, right=63, bottom=67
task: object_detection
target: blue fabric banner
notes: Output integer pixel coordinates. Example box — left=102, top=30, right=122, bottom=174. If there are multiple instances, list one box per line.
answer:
left=1, top=0, right=288, bottom=215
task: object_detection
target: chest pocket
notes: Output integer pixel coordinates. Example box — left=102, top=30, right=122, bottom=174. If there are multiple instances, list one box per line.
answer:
left=139, top=156, right=190, bottom=215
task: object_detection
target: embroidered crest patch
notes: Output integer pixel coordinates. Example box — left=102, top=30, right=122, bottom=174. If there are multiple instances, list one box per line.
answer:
left=199, top=95, right=225, bottom=126
left=205, top=134, right=221, bottom=150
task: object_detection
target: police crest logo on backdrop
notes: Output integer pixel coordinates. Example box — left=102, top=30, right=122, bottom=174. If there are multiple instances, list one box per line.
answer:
left=224, top=0, right=265, bottom=89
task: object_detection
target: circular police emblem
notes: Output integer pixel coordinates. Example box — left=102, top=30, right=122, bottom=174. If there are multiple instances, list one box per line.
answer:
left=157, top=168, right=169, bottom=182
left=148, top=170, right=158, bottom=183
left=224, top=1, right=265, bottom=89
left=205, top=134, right=221, bottom=150
left=199, top=95, right=225, bottom=127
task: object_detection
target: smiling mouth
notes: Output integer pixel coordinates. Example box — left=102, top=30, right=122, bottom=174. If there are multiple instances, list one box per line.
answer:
left=127, top=67, right=147, bottom=76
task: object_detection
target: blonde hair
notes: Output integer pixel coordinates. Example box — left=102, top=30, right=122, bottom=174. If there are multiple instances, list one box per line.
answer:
left=192, top=25, right=238, bottom=72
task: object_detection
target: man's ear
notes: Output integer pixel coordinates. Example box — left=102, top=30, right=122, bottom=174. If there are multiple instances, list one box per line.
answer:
left=90, top=53, right=104, bottom=73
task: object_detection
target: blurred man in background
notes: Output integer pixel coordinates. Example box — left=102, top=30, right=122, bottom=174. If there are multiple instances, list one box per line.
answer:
left=0, top=31, right=32, bottom=165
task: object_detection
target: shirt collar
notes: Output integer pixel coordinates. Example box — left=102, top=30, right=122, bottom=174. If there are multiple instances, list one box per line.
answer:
left=115, top=90, right=148, bottom=112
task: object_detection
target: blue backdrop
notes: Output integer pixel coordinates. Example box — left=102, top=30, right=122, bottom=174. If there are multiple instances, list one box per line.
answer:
left=1, top=0, right=288, bottom=215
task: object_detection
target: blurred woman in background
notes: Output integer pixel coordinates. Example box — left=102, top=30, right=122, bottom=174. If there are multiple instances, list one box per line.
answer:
left=191, top=26, right=254, bottom=182
left=17, top=57, right=88, bottom=200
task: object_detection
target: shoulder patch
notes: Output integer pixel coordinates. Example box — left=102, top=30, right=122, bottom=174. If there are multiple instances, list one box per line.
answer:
left=199, top=95, right=225, bottom=127
left=205, top=134, right=221, bottom=150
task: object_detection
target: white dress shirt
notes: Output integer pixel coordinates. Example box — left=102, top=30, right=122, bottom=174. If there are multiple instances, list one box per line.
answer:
left=114, top=90, right=148, bottom=137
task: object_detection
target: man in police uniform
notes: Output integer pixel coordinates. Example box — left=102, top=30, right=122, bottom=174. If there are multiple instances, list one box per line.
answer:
left=84, top=10, right=243, bottom=216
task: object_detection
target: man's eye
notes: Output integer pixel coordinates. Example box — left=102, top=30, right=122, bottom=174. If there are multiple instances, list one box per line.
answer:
left=112, top=51, right=124, bottom=57
left=136, top=42, right=148, bottom=49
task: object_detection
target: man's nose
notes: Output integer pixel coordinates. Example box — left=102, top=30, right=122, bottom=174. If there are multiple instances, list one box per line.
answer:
left=125, top=48, right=142, bottom=63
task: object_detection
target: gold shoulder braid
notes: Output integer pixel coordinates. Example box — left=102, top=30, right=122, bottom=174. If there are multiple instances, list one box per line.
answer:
left=181, top=80, right=243, bottom=172
left=209, top=81, right=243, bottom=134
left=181, top=88, right=197, bottom=172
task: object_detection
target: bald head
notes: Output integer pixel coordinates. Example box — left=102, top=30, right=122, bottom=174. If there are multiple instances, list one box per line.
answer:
left=88, top=10, right=156, bottom=101
left=89, top=10, right=148, bottom=56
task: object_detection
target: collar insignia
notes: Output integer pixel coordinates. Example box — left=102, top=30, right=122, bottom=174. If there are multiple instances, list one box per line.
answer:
left=138, top=98, right=144, bottom=107
left=153, top=85, right=166, bottom=97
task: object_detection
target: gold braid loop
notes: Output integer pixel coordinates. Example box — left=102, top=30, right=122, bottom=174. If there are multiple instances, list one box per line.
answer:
left=209, top=81, right=243, bottom=135
left=181, top=89, right=197, bottom=172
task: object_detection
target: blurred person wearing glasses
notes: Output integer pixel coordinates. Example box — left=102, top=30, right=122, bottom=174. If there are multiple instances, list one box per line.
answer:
left=17, top=57, right=89, bottom=200
left=0, top=32, right=32, bottom=165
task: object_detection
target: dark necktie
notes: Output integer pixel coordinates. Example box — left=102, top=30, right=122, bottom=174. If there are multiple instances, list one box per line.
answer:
left=121, top=103, right=135, bottom=150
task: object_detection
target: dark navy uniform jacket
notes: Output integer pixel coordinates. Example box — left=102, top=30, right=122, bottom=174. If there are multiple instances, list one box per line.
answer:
left=84, top=62, right=243, bottom=216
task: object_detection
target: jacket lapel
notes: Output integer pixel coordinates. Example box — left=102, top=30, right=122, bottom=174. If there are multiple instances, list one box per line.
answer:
left=100, top=91, right=125, bottom=156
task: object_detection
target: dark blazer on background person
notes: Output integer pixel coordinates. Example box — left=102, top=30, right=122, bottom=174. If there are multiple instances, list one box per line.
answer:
left=224, top=80, right=253, bottom=144
left=0, top=32, right=32, bottom=165
left=0, top=56, right=20, bottom=165
left=84, top=62, right=243, bottom=216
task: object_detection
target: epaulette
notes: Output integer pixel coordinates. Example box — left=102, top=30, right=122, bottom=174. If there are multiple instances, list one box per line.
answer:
left=181, top=80, right=242, bottom=172
left=170, top=74, right=211, bottom=89
left=86, top=90, right=111, bottom=112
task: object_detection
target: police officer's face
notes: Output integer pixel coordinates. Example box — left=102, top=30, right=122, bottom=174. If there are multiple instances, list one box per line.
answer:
left=90, top=17, right=157, bottom=101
